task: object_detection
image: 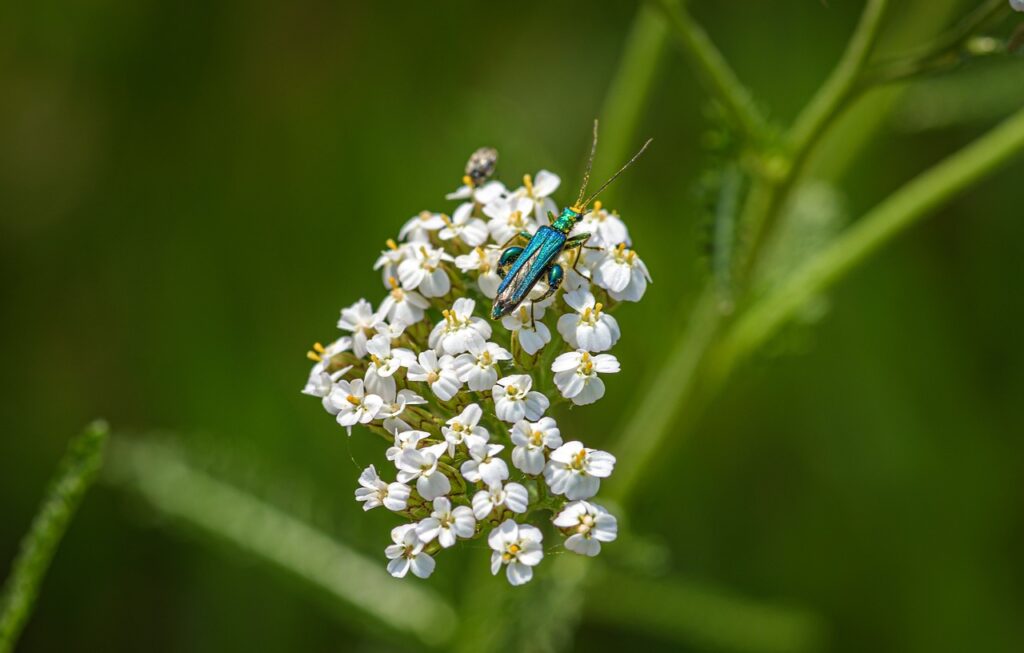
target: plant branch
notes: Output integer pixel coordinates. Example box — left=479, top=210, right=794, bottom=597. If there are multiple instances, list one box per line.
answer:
left=861, top=0, right=1011, bottom=87
left=736, top=0, right=890, bottom=284
left=0, top=421, right=109, bottom=653
left=652, top=0, right=770, bottom=144
left=789, top=0, right=890, bottom=158
left=712, top=105, right=1024, bottom=383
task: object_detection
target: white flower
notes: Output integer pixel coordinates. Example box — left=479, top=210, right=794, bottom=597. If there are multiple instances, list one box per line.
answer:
left=551, top=350, right=620, bottom=406
left=553, top=501, right=618, bottom=556
left=398, top=244, right=454, bottom=298
left=592, top=243, right=652, bottom=302
left=355, top=465, right=411, bottom=512
left=406, top=350, right=462, bottom=401
left=492, top=374, right=550, bottom=423
left=510, top=417, right=562, bottom=475
left=544, top=441, right=616, bottom=500
left=398, top=210, right=446, bottom=242
left=396, top=443, right=451, bottom=501
left=385, top=524, right=435, bottom=579
left=513, top=171, right=560, bottom=223
left=483, top=195, right=536, bottom=244
left=377, top=387, right=427, bottom=435
left=454, top=246, right=503, bottom=298
left=1012, top=0, right=1024, bottom=12
left=386, top=428, right=428, bottom=462
left=500, top=303, right=551, bottom=356
left=441, top=403, right=489, bottom=457
left=453, top=340, right=512, bottom=391
left=446, top=179, right=506, bottom=203
left=326, top=379, right=384, bottom=434
left=573, top=201, right=629, bottom=247
left=303, top=339, right=350, bottom=398
left=303, top=369, right=334, bottom=398
left=472, top=481, right=529, bottom=520
left=378, top=278, right=430, bottom=325
left=416, top=497, right=476, bottom=548
left=364, top=334, right=416, bottom=397
left=556, top=290, right=620, bottom=352
left=439, top=203, right=489, bottom=247
left=488, top=520, right=544, bottom=586
left=337, top=299, right=385, bottom=357
left=428, top=298, right=492, bottom=355
left=374, top=239, right=415, bottom=286
left=460, top=442, right=509, bottom=486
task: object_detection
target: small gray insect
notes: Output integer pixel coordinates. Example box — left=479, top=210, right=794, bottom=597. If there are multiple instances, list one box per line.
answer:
left=465, top=147, right=498, bottom=186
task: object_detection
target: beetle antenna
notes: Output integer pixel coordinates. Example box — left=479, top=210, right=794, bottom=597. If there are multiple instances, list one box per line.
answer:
left=578, top=137, right=652, bottom=211
left=573, top=119, right=600, bottom=211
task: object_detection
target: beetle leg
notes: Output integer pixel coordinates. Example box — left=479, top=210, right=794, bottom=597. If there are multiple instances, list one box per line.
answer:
left=563, top=232, right=592, bottom=249
left=535, top=263, right=565, bottom=304
left=562, top=232, right=592, bottom=275
left=497, top=246, right=524, bottom=279
left=499, top=230, right=534, bottom=249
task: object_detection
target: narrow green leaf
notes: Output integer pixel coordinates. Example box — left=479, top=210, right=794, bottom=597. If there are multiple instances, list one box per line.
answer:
left=0, top=420, right=109, bottom=653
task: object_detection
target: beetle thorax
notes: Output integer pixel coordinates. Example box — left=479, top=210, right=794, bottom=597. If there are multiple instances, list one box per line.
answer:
left=552, top=207, right=581, bottom=233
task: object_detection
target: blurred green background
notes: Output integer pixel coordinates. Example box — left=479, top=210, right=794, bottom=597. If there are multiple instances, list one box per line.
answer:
left=2, top=0, right=1023, bottom=651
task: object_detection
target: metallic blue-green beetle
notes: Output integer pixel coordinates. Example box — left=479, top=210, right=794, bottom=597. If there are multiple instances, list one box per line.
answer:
left=490, top=124, right=651, bottom=320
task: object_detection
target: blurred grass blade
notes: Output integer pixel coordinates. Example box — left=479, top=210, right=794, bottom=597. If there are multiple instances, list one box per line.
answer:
left=0, top=420, right=109, bottom=653
left=104, top=437, right=457, bottom=648
left=596, top=1, right=668, bottom=181
left=588, top=570, right=825, bottom=653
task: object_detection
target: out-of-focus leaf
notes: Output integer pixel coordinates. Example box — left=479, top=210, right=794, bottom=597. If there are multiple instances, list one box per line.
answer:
left=587, top=569, right=825, bottom=653
left=753, top=182, right=847, bottom=329
left=104, top=437, right=457, bottom=649
left=892, top=59, right=1024, bottom=131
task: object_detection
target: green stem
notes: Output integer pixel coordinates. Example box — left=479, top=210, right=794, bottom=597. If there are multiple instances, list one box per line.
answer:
left=737, top=0, right=890, bottom=283
left=652, top=0, right=770, bottom=144
left=0, top=421, right=109, bottom=653
left=606, top=289, right=721, bottom=503
left=788, top=0, right=890, bottom=160
left=712, top=105, right=1024, bottom=383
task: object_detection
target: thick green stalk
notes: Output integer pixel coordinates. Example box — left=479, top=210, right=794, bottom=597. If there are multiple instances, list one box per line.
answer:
left=653, top=0, right=770, bottom=144
left=0, top=421, right=109, bottom=653
left=713, top=106, right=1024, bottom=382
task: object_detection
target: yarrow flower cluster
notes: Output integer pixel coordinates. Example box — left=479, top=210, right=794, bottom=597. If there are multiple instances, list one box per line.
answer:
left=303, top=147, right=651, bottom=585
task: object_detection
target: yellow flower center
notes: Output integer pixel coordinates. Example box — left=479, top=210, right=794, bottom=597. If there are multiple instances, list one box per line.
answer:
left=522, top=174, right=534, bottom=197
left=306, top=341, right=326, bottom=362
